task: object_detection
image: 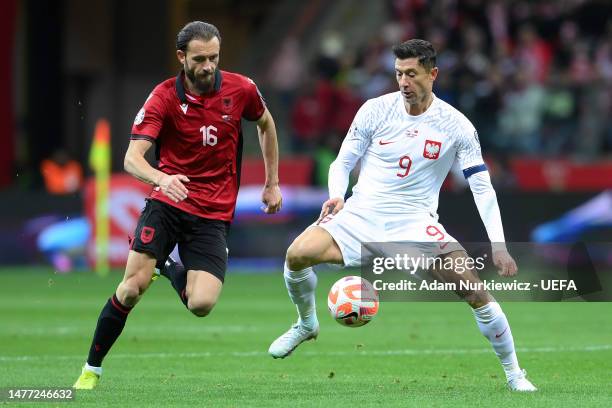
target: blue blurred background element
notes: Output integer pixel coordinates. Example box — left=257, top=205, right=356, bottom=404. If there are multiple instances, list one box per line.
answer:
left=1, top=0, right=611, bottom=269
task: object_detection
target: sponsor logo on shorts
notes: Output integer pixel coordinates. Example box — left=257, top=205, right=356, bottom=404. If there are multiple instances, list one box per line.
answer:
left=140, top=226, right=155, bottom=244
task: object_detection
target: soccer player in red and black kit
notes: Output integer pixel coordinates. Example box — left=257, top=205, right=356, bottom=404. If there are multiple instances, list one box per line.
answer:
left=73, top=21, right=282, bottom=389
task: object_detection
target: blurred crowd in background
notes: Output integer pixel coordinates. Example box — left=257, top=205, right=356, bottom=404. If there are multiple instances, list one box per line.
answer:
left=264, top=0, right=612, bottom=185
left=8, top=0, right=612, bottom=194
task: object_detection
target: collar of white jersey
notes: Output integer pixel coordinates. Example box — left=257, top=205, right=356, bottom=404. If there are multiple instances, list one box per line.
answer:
left=401, top=92, right=438, bottom=118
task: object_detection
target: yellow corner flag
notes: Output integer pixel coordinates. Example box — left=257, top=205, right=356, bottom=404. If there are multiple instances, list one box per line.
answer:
left=89, top=119, right=111, bottom=276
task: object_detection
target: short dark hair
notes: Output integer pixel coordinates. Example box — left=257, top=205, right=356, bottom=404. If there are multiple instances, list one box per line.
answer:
left=392, top=39, right=437, bottom=70
left=176, top=21, right=221, bottom=52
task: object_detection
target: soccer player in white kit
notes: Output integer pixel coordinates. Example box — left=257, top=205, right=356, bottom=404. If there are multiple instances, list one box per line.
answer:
left=269, top=39, right=536, bottom=392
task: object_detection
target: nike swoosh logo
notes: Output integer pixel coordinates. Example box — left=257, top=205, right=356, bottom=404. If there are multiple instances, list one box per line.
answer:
left=495, top=327, right=508, bottom=338
left=379, top=140, right=395, bottom=145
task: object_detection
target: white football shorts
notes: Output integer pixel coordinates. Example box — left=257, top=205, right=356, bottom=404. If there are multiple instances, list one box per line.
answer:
left=314, top=201, right=464, bottom=267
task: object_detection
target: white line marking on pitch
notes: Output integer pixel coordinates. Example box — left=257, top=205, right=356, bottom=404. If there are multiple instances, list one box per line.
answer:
left=2, top=325, right=257, bottom=336
left=1, top=344, right=611, bottom=362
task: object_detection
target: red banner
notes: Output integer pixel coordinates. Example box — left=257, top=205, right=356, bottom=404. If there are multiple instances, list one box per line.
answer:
left=511, top=158, right=612, bottom=191
left=84, top=174, right=151, bottom=267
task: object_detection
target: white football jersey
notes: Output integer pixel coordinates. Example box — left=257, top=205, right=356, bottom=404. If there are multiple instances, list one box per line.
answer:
left=334, top=92, right=484, bottom=216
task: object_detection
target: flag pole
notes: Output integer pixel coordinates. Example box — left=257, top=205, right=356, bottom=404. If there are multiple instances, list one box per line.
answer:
left=89, top=119, right=111, bottom=276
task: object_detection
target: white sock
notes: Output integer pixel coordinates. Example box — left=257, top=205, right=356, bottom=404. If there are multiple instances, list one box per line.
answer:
left=472, top=302, right=521, bottom=380
left=84, top=363, right=102, bottom=376
left=284, top=263, right=318, bottom=331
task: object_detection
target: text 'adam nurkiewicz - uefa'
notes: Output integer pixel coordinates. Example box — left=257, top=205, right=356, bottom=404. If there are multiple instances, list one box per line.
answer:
left=373, top=280, right=577, bottom=291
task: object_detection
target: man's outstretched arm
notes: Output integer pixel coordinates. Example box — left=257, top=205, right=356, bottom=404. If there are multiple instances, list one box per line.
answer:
left=466, top=168, right=518, bottom=276
left=256, top=108, right=282, bottom=214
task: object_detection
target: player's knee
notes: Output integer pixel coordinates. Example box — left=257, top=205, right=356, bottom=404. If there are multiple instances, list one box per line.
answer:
left=463, top=290, right=489, bottom=308
left=286, top=244, right=311, bottom=271
left=187, top=299, right=216, bottom=317
left=117, top=272, right=150, bottom=305
left=117, top=281, right=142, bottom=305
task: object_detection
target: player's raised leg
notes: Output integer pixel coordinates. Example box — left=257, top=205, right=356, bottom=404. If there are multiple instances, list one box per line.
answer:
left=73, top=250, right=156, bottom=389
left=184, top=270, right=223, bottom=317
left=268, top=226, right=343, bottom=358
left=157, top=261, right=222, bottom=315
left=173, top=218, right=228, bottom=316
left=433, top=250, right=537, bottom=391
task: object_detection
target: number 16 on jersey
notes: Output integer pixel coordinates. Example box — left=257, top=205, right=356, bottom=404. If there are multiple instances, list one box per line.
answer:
left=200, top=125, right=218, bottom=146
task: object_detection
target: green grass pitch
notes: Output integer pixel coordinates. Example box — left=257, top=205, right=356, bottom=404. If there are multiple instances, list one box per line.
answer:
left=1, top=267, right=611, bottom=407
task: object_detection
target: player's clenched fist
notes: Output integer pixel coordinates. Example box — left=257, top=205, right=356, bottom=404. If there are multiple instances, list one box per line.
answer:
left=262, top=184, right=282, bottom=214
left=158, top=174, right=190, bottom=203
left=493, top=250, right=518, bottom=277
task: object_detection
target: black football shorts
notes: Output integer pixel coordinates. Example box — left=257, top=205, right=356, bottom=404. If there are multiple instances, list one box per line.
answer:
left=131, top=198, right=229, bottom=282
